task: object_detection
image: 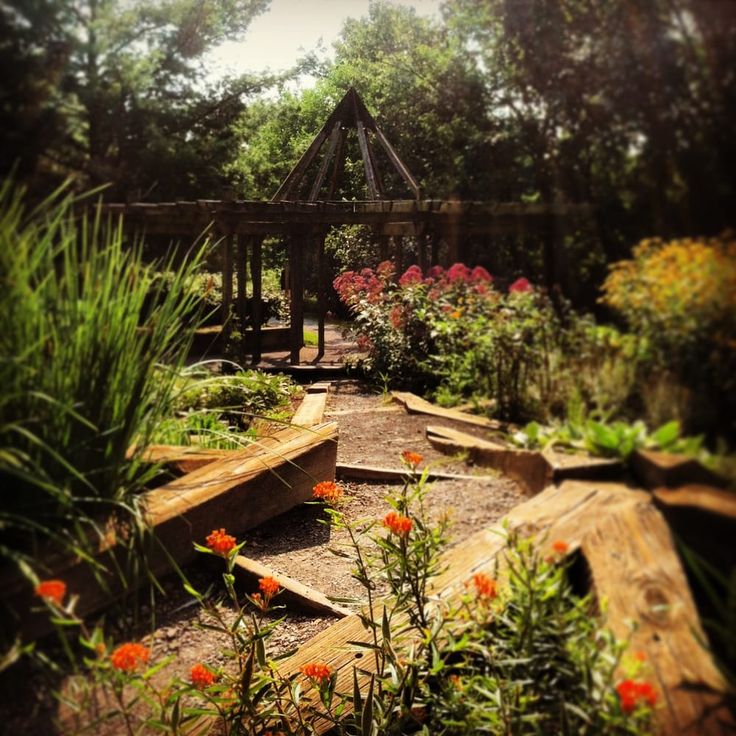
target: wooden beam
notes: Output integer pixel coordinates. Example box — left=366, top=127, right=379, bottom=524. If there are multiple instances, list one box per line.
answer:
left=316, top=233, right=327, bottom=360
left=426, top=424, right=623, bottom=494
left=250, top=237, right=263, bottom=364
left=371, top=125, right=420, bottom=199
left=356, top=121, right=380, bottom=199
left=335, top=463, right=490, bottom=483
left=391, top=391, right=503, bottom=429
left=233, top=555, right=351, bottom=618
left=309, top=123, right=342, bottom=201
left=291, top=391, right=328, bottom=427
left=236, top=234, right=248, bottom=351
left=327, top=126, right=348, bottom=200
left=222, top=232, right=234, bottom=325
left=289, top=237, right=305, bottom=365
left=1, top=423, right=339, bottom=641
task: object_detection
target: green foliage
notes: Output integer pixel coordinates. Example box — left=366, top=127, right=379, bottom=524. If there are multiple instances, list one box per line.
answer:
left=0, top=0, right=277, bottom=199
left=512, top=416, right=706, bottom=462
left=0, top=181, right=206, bottom=564
left=601, top=235, right=736, bottom=435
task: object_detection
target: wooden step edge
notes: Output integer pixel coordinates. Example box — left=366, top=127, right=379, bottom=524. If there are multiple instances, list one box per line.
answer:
left=233, top=555, right=351, bottom=619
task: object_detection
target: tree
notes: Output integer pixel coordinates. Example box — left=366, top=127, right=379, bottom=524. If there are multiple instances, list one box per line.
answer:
left=0, top=0, right=273, bottom=199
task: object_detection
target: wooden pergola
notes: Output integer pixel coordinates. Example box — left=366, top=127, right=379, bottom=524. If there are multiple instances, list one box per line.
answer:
left=106, top=88, right=590, bottom=365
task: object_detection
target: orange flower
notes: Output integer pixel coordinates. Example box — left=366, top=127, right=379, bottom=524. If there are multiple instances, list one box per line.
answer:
left=35, top=579, right=67, bottom=605
left=206, top=528, right=237, bottom=556
left=259, top=576, right=280, bottom=598
left=190, top=663, right=217, bottom=689
left=616, top=679, right=658, bottom=713
left=401, top=450, right=423, bottom=468
left=110, top=642, right=150, bottom=673
left=471, top=573, right=498, bottom=600
left=552, top=540, right=569, bottom=555
left=633, top=650, right=647, bottom=662
left=383, top=511, right=413, bottom=536
left=300, top=662, right=332, bottom=684
left=312, top=481, right=343, bottom=504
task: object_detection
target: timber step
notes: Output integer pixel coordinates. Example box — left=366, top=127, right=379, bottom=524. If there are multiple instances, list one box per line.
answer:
left=1, top=422, right=338, bottom=641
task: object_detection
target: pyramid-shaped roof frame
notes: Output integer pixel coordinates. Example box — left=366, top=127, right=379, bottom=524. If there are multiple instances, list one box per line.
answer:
left=272, top=87, right=420, bottom=202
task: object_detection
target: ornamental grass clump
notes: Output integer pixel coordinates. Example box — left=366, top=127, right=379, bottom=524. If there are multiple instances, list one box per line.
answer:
left=0, top=180, right=208, bottom=577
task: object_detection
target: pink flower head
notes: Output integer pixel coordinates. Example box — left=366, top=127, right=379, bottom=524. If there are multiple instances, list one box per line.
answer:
left=447, top=263, right=471, bottom=284
left=389, top=305, right=404, bottom=329
left=509, top=277, right=533, bottom=294
left=470, top=266, right=493, bottom=283
left=427, top=265, right=445, bottom=280
left=376, top=260, right=395, bottom=280
left=399, top=265, right=423, bottom=286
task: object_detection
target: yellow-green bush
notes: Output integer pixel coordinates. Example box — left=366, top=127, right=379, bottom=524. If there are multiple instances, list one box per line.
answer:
left=601, top=234, right=736, bottom=435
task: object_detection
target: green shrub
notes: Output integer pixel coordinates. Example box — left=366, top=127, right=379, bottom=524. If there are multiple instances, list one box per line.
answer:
left=601, top=235, right=736, bottom=435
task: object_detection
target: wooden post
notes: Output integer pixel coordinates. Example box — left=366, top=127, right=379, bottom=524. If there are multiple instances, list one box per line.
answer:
left=236, top=234, right=248, bottom=362
left=250, top=237, right=263, bottom=365
left=289, top=237, right=305, bottom=365
left=236, top=235, right=248, bottom=324
left=222, top=231, right=234, bottom=334
left=394, top=236, right=403, bottom=275
left=430, top=231, right=439, bottom=267
left=317, top=233, right=327, bottom=361
left=415, top=221, right=428, bottom=273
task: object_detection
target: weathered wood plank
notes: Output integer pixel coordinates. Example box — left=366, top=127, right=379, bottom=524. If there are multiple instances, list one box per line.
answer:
left=391, top=391, right=502, bottom=429
left=426, top=425, right=622, bottom=494
left=582, top=500, right=728, bottom=735
left=1, top=423, right=338, bottom=641
left=232, top=555, right=351, bottom=618
left=291, top=391, right=328, bottom=427
left=652, top=484, right=736, bottom=519
left=630, top=449, right=727, bottom=490
left=335, top=463, right=490, bottom=483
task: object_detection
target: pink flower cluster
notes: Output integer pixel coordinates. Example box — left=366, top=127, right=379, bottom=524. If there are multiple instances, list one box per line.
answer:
left=397, top=263, right=493, bottom=288
left=333, top=260, right=396, bottom=306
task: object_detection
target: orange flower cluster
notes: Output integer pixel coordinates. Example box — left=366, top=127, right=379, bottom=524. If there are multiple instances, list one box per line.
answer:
left=206, top=528, right=237, bottom=556
left=190, top=663, right=217, bottom=689
left=471, top=573, right=498, bottom=600
left=401, top=450, right=423, bottom=468
left=312, top=481, right=343, bottom=504
left=35, top=579, right=67, bottom=605
left=552, top=540, right=569, bottom=555
left=253, top=576, right=281, bottom=610
left=110, top=642, right=151, bottom=673
left=383, top=511, right=413, bottom=536
left=616, top=679, right=658, bottom=713
left=300, top=662, right=332, bottom=683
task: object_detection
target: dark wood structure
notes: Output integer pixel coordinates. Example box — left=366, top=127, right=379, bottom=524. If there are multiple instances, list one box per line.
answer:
left=106, top=88, right=589, bottom=365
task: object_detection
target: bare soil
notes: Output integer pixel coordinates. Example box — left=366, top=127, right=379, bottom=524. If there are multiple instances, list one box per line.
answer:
left=0, top=379, right=525, bottom=736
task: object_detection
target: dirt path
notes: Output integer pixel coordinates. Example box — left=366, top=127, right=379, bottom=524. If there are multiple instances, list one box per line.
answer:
left=0, top=380, right=525, bottom=735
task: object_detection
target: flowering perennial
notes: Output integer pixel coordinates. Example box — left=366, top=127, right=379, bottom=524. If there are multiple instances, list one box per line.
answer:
left=401, top=450, right=423, bottom=468
left=471, top=573, right=498, bottom=600
left=300, top=662, right=332, bottom=683
left=312, top=480, right=343, bottom=504
left=190, top=663, right=217, bottom=689
left=259, top=576, right=281, bottom=605
left=383, top=511, right=413, bottom=536
left=616, top=679, right=658, bottom=713
left=35, top=579, right=67, bottom=605
left=110, top=642, right=151, bottom=673
left=552, top=540, right=569, bottom=555
left=509, top=277, right=533, bottom=294
left=206, top=528, right=237, bottom=556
